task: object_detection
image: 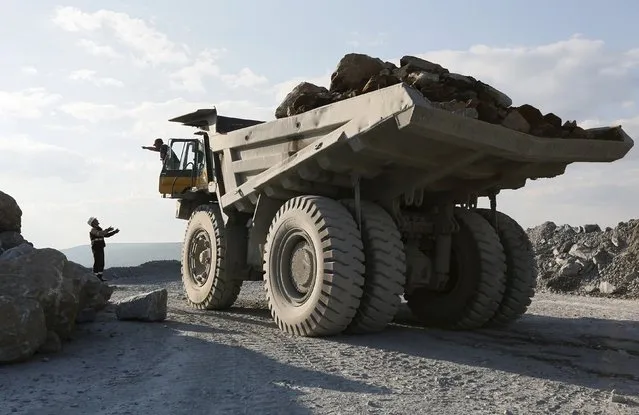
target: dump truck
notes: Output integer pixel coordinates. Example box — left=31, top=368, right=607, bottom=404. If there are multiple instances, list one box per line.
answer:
left=156, top=83, right=634, bottom=337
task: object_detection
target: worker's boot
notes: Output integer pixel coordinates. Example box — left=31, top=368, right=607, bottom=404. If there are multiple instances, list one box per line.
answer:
left=95, top=272, right=105, bottom=282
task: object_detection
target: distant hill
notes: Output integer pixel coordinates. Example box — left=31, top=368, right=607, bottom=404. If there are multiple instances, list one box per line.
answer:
left=61, top=242, right=182, bottom=268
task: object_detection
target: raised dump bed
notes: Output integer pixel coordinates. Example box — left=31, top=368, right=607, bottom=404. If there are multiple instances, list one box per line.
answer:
left=159, top=82, right=634, bottom=337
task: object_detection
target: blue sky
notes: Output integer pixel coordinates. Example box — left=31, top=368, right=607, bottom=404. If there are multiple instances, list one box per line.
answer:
left=1, top=1, right=638, bottom=249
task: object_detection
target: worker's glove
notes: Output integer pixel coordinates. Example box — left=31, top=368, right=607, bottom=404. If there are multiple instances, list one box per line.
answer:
left=113, top=228, right=120, bottom=234
left=105, top=226, right=114, bottom=232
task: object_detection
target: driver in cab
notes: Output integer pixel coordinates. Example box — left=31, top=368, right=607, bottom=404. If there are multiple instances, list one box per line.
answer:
left=142, top=138, right=181, bottom=170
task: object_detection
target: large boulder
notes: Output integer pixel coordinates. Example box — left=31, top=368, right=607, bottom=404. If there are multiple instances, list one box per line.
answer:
left=329, top=53, right=387, bottom=94
left=0, top=297, right=47, bottom=363
left=275, top=82, right=335, bottom=119
left=0, top=231, right=29, bottom=252
left=0, top=248, right=113, bottom=363
left=0, top=190, right=22, bottom=232
left=0, top=242, right=35, bottom=261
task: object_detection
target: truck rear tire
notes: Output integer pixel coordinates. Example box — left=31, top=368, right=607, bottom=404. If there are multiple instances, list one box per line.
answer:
left=263, top=195, right=366, bottom=336
left=476, top=209, right=537, bottom=326
left=405, top=208, right=507, bottom=329
left=341, top=199, right=406, bottom=333
left=181, top=204, right=243, bottom=310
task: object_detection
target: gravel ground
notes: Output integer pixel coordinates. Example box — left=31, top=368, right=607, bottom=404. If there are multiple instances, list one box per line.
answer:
left=1, top=273, right=638, bottom=415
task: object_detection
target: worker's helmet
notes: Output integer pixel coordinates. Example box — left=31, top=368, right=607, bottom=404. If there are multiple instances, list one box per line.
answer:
left=154, top=138, right=163, bottom=146
left=87, top=217, right=97, bottom=226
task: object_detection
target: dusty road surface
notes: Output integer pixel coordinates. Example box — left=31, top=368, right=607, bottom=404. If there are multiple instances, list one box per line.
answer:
left=1, top=273, right=638, bottom=415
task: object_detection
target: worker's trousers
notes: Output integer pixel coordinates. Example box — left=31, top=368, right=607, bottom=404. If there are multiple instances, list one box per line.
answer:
left=92, top=245, right=105, bottom=280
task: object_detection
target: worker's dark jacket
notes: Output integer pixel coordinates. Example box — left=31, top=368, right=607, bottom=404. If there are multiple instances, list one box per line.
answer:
left=90, top=226, right=117, bottom=249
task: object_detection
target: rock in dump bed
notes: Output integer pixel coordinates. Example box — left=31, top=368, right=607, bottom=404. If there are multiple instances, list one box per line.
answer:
left=276, top=53, right=622, bottom=141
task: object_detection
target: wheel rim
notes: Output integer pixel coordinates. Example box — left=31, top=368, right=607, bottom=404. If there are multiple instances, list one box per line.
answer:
left=274, top=229, right=317, bottom=306
left=187, top=228, right=213, bottom=287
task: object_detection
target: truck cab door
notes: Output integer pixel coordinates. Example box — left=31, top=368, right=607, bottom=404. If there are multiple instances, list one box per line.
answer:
left=158, top=138, right=208, bottom=197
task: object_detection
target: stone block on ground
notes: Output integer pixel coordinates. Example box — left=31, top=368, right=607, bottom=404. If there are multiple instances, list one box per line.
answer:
left=115, top=288, right=168, bottom=322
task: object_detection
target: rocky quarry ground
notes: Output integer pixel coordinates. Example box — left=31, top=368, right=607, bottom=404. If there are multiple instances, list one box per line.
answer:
left=276, top=53, right=624, bottom=142
left=2, top=187, right=639, bottom=413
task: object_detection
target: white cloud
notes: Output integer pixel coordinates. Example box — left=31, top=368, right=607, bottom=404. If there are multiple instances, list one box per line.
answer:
left=51, top=6, right=103, bottom=31
left=21, top=66, right=38, bottom=75
left=0, top=88, right=62, bottom=119
left=52, top=6, right=267, bottom=92
left=69, top=69, right=124, bottom=87
left=0, top=135, right=94, bottom=182
left=170, top=49, right=222, bottom=92
left=221, top=67, right=269, bottom=89
left=45, top=124, right=91, bottom=134
left=77, top=39, right=122, bottom=59
left=52, top=6, right=189, bottom=66
left=170, top=49, right=268, bottom=92
left=58, top=102, right=125, bottom=122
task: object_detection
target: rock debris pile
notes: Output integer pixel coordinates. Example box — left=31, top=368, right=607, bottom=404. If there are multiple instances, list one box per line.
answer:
left=527, top=219, right=639, bottom=298
left=276, top=53, right=623, bottom=141
left=0, top=190, right=114, bottom=363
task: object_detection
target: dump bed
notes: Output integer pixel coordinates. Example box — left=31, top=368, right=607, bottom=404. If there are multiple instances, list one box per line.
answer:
left=198, top=83, right=634, bottom=213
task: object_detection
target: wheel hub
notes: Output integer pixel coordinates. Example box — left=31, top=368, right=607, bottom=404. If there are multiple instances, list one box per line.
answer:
left=274, top=230, right=317, bottom=305
left=188, top=229, right=213, bottom=287
left=199, top=249, right=211, bottom=264
left=289, top=242, right=314, bottom=293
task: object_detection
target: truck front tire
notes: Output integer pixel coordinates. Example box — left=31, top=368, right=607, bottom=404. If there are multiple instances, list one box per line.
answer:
left=263, top=196, right=366, bottom=336
left=181, top=204, right=243, bottom=310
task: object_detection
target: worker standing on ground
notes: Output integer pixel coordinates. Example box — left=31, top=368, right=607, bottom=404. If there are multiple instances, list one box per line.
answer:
left=142, top=138, right=181, bottom=169
left=87, top=217, right=120, bottom=281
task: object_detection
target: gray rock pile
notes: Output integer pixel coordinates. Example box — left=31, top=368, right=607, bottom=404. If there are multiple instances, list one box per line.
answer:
left=0, top=190, right=113, bottom=363
left=276, top=53, right=623, bottom=141
left=527, top=219, right=639, bottom=298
